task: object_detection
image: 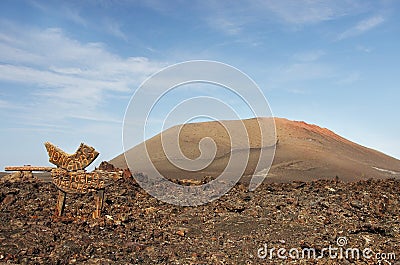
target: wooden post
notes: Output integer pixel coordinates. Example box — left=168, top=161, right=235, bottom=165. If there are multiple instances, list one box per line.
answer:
left=5, top=166, right=54, bottom=172
left=56, top=190, right=66, bottom=216
left=93, top=189, right=105, bottom=218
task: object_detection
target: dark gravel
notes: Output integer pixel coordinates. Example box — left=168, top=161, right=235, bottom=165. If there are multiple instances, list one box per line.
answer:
left=0, top=173, right=399, bottom=264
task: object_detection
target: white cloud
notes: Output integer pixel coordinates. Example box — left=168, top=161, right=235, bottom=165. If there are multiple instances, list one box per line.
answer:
left=208, top=17, right=243, bottom=36
left=0, top=99, right=18, bottom=109
left=0, top=22, right=165, bottom=124
left=65, top=8, right=88, bottom=26
left=336, top=72, right=361, bottom=85
left=203, top=0, right=367, bottom=39
left=282, top=63, right=334, bottom=81
left=293, top=50, right=325, bottom=62
left=337, top=15, right=385, bottom=40
left=356, top=45, right=373, bottom=53
left=103, top=18, right=127, bottom=40
left=258, top=0, right=363, bottom=25
left=264, top=61, right=335, bottom=93
left=355, top=16, right=385, bottom=31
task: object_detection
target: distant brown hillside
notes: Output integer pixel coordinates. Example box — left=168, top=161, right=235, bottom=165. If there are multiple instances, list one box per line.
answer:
left=110, top=118, right=400, bottom=183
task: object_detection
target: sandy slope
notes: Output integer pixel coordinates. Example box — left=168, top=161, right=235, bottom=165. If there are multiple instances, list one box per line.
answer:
left=110, top=117, right=400, bottom=182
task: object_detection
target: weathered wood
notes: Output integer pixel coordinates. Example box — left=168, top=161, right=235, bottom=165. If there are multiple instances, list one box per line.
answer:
left=5, top=142, right=121, bottom=219
left=5, top=166, right=55, bottom=172
left=44, top=142, right=99, bottom=171
left=93, top=189, right=105, bottom=218
left=50, top=168, right=120, bottom=218
left=56, top=190, right=66, bottom=217
left=51, top=169, right=120, bottom=194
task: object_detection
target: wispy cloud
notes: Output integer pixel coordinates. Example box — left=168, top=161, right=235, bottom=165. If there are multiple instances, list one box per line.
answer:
left=0, top=24, right=159, bottom=167
left=28, top=1, right=132, bottom=41
left=0, top=99, right=19, bottom=109
left=103, top=18, right=127, bottom=40
left=264, top=61, right=335, bottom=94
left=356, top=45, right=373, bottom=53
left=63, top=7, right=88, bottom=27
left=282, top=62, right=334, bottom=81
left=207, top=16, right=243, bottom=36
left=336, top=72, right=361, bottom=85
left=258, top=0, right=364, bottom=25
left=29, top=0, right=87, bottom=27
left=0, top=21, right=165, bottom=124
left=337, top=15, right=385, bottom=40
left=203, top=0, right=367, bottom=40
left=282, top=50, right=332, bottom=81
left=293, top=50, right=325, bottom=62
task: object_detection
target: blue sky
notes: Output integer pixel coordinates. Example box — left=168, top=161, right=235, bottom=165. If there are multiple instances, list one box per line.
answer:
left=0, top=0, right=399, bottom=170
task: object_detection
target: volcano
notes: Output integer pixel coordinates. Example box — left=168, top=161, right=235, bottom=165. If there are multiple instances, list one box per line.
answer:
left=110, top=118, right=400, bottom=183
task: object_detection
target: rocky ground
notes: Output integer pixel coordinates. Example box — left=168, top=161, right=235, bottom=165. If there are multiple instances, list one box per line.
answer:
left=0, top=172, right=399, bottom=264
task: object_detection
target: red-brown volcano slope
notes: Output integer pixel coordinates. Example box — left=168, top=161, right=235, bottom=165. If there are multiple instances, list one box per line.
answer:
left=110, top=118, right=400, bottom=183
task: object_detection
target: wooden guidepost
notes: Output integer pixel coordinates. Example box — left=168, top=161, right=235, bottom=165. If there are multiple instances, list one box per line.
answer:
left=57, top=190, right=66, bottom=216
left=5, top=166, right=55, bottom=172
left=5, top=142, right=121, bottom=219
left=93, top=189, right=105, bottom=219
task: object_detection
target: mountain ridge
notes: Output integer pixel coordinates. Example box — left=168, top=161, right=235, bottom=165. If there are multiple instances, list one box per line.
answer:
left=110, top=117, right=400, bottom=183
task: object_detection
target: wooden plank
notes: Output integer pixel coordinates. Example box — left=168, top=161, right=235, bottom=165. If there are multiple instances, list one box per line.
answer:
left=56, top=190, right=66, bottom=216
left=5, top=166, right=55, bottom=172
left=44, top=142, right=99, bottom=170
left=93, top=189, right=105, bottom=218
